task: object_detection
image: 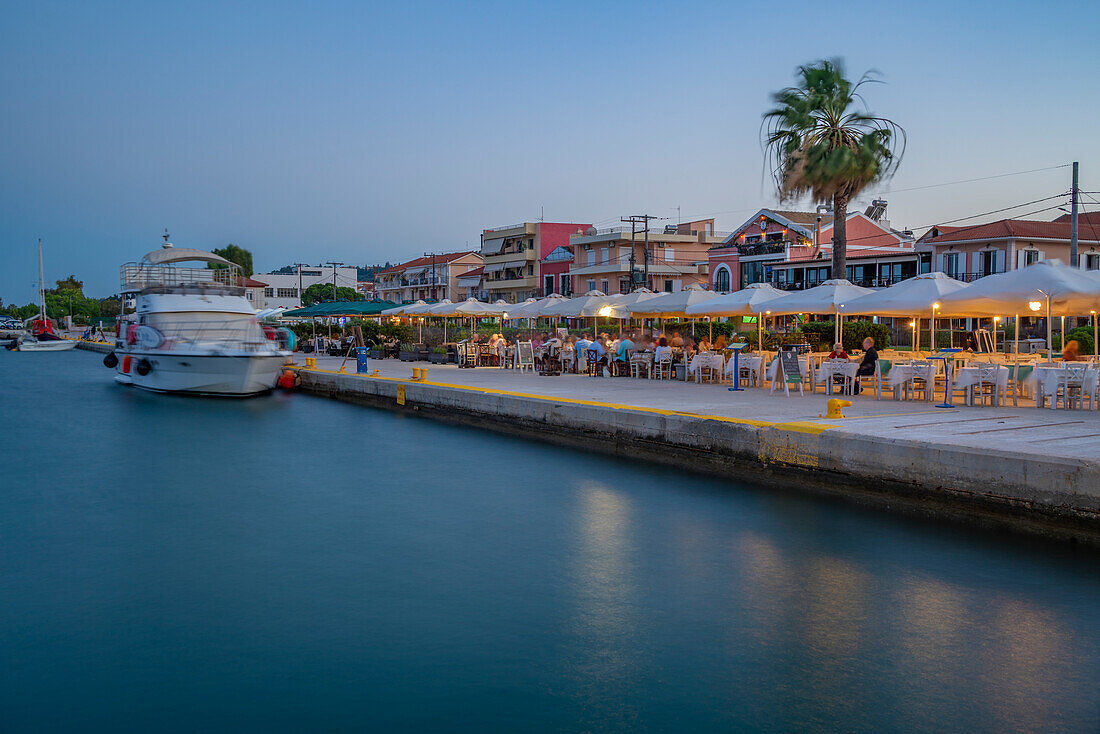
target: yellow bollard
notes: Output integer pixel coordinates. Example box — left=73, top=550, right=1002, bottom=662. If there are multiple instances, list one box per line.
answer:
left=305, top=357, right=316, bottom=369
left=827, top=398, right=852, bottom=419
left=338, top=365, right=348, bottom=374
left=371, top=369, right=381, bottom=377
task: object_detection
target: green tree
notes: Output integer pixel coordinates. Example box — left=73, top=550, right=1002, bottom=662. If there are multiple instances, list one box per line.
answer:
left=44, top=275, right=100, bottom=324
left=301, top=282, right=364, bottom=306
left=762, top=59, right=904, bottom=279
left=208, top=244, right=253, bottom=277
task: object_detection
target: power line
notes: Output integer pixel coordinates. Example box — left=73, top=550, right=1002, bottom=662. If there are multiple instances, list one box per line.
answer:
left=874, top=163, right=1071, bottom=195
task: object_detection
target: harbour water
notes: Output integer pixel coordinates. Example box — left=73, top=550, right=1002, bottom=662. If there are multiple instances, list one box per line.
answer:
left=2, top=350, right=1098, bottom=732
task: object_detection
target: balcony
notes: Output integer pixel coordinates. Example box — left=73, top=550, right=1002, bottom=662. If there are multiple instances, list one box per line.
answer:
left=484, top=275, right=537, bottom=289
left=737, top=242, right=789, bottom=257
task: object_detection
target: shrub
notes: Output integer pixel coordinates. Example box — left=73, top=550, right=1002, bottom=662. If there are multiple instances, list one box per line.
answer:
left=1054, top=326, right=1096, bottom=355
left=842, top=320, right=891, bottom=353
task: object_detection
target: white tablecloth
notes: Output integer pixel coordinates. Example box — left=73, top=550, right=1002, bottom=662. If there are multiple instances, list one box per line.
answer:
left=815, top=360, right=857, bottom=385
left=688, top=352, right=725, bottom=377
left=953, top=365, right=1010, bottom=392
left=726, top=354, right=763, bottom=384
left=888, top=362, right=938, bottom=389
left=1027, top=365, right=1099, bottom=402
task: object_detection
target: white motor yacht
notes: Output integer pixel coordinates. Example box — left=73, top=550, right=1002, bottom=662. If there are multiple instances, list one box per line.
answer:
left=106, top=234, right=287, bottom=396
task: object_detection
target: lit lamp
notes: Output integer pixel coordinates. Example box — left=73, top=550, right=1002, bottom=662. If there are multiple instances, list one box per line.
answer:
left=1028, top=301, right=1042, bottom=312
left=909, top=319, right=917, bottom=352
left=993, top=316, right=1000, bottom=353
left=1093, top=310, right=1098, bottom=358
left=931, top=302, right=940, bottom=352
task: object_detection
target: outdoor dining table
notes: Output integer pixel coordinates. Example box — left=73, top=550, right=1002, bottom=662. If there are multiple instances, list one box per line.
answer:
left=951, top=363, right=1011, bottom=406
left=1028, top=364, right=1100, bottom=408
left=814, top=359, right=858, bottom=394
left=887, top=361, right=937, bottom=401
left=727, top=352, right=763, bottom=388
left=688, top=352, right=724, bottom=383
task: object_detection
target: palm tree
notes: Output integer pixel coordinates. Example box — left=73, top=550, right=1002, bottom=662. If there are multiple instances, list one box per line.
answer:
left=762, top=59, right=904, bottom=280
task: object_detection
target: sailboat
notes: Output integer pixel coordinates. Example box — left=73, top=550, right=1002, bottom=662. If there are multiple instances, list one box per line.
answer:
left=15, top=240, right=76, bottom=352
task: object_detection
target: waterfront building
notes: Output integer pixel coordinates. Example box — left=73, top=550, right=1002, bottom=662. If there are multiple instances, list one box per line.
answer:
left=479, top=222, right=591, bottom=303
left=917, top=212, right=1100, bottom=280
left=454, top=266, right=485, bottom=300
left=709, top=204, right=922, bottom=292
left=540, top=246, right=575, bottom=296
left=374, top=251, right=483, bottom=303
left=238, top=276, right=270, bottom=309
left=253, top=265, right=359, bottom=309
left=566, top=219, right=724, bottom=295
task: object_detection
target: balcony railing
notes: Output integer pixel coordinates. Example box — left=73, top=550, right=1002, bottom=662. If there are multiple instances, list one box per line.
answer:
left=737, top=242, right=788, bottom=256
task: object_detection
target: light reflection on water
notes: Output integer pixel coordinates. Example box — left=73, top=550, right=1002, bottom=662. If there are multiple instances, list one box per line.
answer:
left=1, top=351, right=1098, bottom=733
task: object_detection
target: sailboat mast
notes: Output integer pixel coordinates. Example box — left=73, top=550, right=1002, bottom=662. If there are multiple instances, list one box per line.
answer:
left=38, top=239, right=46, bottom=323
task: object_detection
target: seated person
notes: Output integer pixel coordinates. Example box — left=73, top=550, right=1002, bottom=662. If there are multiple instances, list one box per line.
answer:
left=698, top=337, right=712, bottom=352
left=614, top=333, right=634, bottom=363
left=1062, top=340, right=1081, bottom=361
left=654, top=337, right=672, bottom=360
left=714, top=334, right=727, bottom=351
left=670, top=331, right=684, bottom=348
left=853, top=337, right=878, bottom=394
left=827, top=342, right=849, bottom=360
left=589, top=336, right=608, bottom=370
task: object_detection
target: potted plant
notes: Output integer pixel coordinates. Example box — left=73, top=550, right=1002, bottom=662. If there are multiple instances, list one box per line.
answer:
left=428, top=346, right=448, bottom=364
left=368, top=341, right=384, bottom=360
left=398, top=342, right=416, bottom=361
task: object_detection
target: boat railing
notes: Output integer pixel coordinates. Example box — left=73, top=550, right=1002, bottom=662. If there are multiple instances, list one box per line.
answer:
left=121, top=263, right=237, bottom=292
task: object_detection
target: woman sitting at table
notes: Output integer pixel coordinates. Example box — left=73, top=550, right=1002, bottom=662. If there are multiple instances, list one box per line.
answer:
left=697, top=336, right=712, bottom=352
left=1062, top=340, right=1082, bottom=361
left=853, top=337, right=878, bottom=394
left=714, top=334, right=727, bottom=351
left=654, top=337, right=672, bottom=360
left=827, top=342, right=849, bottom=360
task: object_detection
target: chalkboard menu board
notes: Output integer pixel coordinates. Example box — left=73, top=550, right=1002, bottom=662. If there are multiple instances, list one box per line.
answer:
left=779, top=349, right=802, bottom=382
left=517, top=341, right=535, bottom=369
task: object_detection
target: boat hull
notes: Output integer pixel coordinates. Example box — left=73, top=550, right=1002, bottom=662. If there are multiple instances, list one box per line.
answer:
left=17, top=339, right=78, bottom=351
left=115, top=350, right=287, bottom=396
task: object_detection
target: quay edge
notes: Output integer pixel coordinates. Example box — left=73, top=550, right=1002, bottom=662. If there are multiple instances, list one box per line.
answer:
left=295, top=368, right=1100, bottom=548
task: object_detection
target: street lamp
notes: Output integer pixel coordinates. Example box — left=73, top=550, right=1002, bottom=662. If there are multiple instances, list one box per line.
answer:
left=932, top=302, right=940, bottom=352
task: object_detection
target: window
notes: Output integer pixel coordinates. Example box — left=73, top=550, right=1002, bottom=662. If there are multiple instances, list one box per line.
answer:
left=665, top=247, right=674, bottom=263
left=587, top=249, right=595, bottom=266
left=944, top=252, right=960, bottom=278
left=980, top=250, right=997, bottom=276
left=544, top=275, right=554, bottom=295
left=765, top=232, right=784, bottom=243
left=246, top=292, right=253, bottom=300
left=601, top=248, right=609, bottom=265
left=301, top=269, right=322, bottom=277
left=663, top=280, right=673, bottom=292
left=560, top=273, right=570, bottom=295
left=587, top=279, right=596, bottom=292
left=528, top=264, right=534, bottom=276
left=276, top=288, right=297, bottom=298
left=1086, top=253, right=1100, bottom=270
left=1025, top=249, right=1040, bottom=266
left=264, top=287, right=274, bottom=297
left=715, top=267, right=731, bottom=292
left=600, top=279, right=609, bottom=294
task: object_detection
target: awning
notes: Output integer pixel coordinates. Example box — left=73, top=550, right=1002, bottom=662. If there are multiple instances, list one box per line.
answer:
left=404, top=267, right=428, bottom=278
left=501, top=258, right=527, bottom=270
left=484, top=262, right=506, bottom=273
left=482, top=237, right=506, bottom=255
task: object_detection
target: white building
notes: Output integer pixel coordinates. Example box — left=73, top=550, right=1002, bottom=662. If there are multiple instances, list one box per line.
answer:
left=252, top=265, right=359, bottom=309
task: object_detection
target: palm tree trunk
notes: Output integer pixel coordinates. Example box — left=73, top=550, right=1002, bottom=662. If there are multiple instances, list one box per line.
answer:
left=831, top=195, right=848, bottom=280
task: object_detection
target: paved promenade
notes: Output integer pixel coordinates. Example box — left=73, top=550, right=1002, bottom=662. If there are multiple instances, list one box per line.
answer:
left=297, top=354, right=1100, bottom=463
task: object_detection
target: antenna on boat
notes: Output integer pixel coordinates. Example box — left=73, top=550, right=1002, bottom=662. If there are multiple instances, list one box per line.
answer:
left=162, top=229, right=172, bottom=249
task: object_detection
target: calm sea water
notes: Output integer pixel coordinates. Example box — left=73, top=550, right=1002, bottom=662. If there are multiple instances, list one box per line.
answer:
left=1, top=349, right=1098, bottom=733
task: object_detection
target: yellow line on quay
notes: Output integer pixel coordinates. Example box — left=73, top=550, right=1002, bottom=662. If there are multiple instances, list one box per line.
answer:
left=303, top=367, right=834, bottom=436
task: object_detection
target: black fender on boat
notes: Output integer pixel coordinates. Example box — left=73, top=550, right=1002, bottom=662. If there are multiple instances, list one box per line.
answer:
left=103, top=351, right=119, bottom=368
left=135, top=358, right=152, bottom=376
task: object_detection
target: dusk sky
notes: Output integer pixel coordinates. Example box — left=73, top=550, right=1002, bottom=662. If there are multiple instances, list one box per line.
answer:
left=2, top=0, right=1097, bottom=300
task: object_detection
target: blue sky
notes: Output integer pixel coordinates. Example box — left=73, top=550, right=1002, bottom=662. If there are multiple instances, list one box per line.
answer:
left=2, top=0, right=1098, bottom=300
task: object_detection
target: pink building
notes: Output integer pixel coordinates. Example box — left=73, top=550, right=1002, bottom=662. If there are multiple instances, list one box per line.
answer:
left=478, top=222, right=591, bottom=302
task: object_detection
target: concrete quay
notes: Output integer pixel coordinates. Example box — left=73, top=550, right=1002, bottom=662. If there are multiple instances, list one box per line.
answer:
left=294, top=356, right=1100, bottom=546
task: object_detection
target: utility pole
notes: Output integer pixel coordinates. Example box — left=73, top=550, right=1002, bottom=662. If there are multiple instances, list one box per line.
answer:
left=621, top=215, right=657, bottom=292
left=1070, top=161, right=1079, bottom=268
left=326, top=261, right=343, bottom=302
